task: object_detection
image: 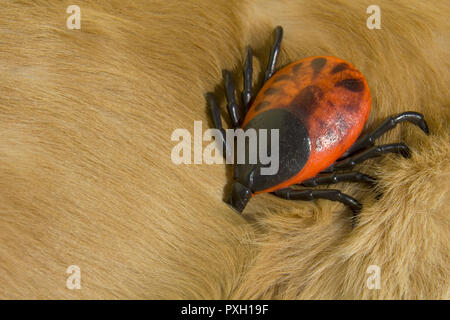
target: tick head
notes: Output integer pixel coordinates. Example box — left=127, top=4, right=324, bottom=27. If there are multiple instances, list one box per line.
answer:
left=228, top=181, right=252, bottom=214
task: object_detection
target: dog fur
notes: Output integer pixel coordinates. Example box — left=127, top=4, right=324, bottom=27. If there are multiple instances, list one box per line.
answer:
left=0, top=0, right=448, bottom=299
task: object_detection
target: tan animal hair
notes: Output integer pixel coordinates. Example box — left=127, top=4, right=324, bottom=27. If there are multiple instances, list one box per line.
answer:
left=0, top=0, right=448, bottom=299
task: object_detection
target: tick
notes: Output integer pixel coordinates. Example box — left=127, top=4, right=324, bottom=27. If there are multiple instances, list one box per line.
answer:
left=206, top=26, right=429, bottom=223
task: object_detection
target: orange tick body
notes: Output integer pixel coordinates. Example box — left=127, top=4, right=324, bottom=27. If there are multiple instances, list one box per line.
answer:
left=206, top=26, right=429, bottom=217
left=244, top=56, right=371, bottom=193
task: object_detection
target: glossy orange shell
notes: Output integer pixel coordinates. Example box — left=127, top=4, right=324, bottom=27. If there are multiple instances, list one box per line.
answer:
left=243, top=56, right=371, bottom=194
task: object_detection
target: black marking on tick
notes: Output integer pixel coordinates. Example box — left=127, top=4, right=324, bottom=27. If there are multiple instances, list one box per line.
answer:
left=273, top=74, right=292, bottom=83
left=345, top=103, right=360, bottom=113
left=311, top=58, right=327, bottom=76
left=330, top=63, right=349, bottom=74
left=325, top=128, right=337, bottom=142
left=264, top=87, right=279, bottom=95
left=335, top=78, right=365, bottom=92
left=290, top=85, right=323, bottom=119
left=254, top=101, right=271, bottom=111
left=318, top=119, right=328, bottom=130
left=292, top=63, right=303, bottom=74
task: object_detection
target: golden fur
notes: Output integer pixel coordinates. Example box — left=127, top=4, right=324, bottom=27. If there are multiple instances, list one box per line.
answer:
left=0, top=0, right=448, bottom=299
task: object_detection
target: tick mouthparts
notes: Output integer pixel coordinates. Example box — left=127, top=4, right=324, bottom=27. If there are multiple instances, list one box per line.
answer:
left=228, top=182, right=252, bottom=214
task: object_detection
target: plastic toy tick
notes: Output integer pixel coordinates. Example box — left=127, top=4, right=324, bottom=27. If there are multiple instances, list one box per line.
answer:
left=206, top=26, right=429, bottom=220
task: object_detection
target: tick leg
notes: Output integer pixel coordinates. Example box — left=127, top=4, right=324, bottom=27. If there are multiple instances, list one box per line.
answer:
left=223, top=70, right=242, bottom=128
left=300, top=171, right=376, bottom=187
left=323, top=143, right=411, bottom=173
left=206, top=92, right=232, bottom=160
left=241, top=46, right=253, bottom=114
left=342, top=112, right=429, bottom=158
left=273, top=188, right=362, bottom=223
left=263, top=26, right=283, bottom=84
